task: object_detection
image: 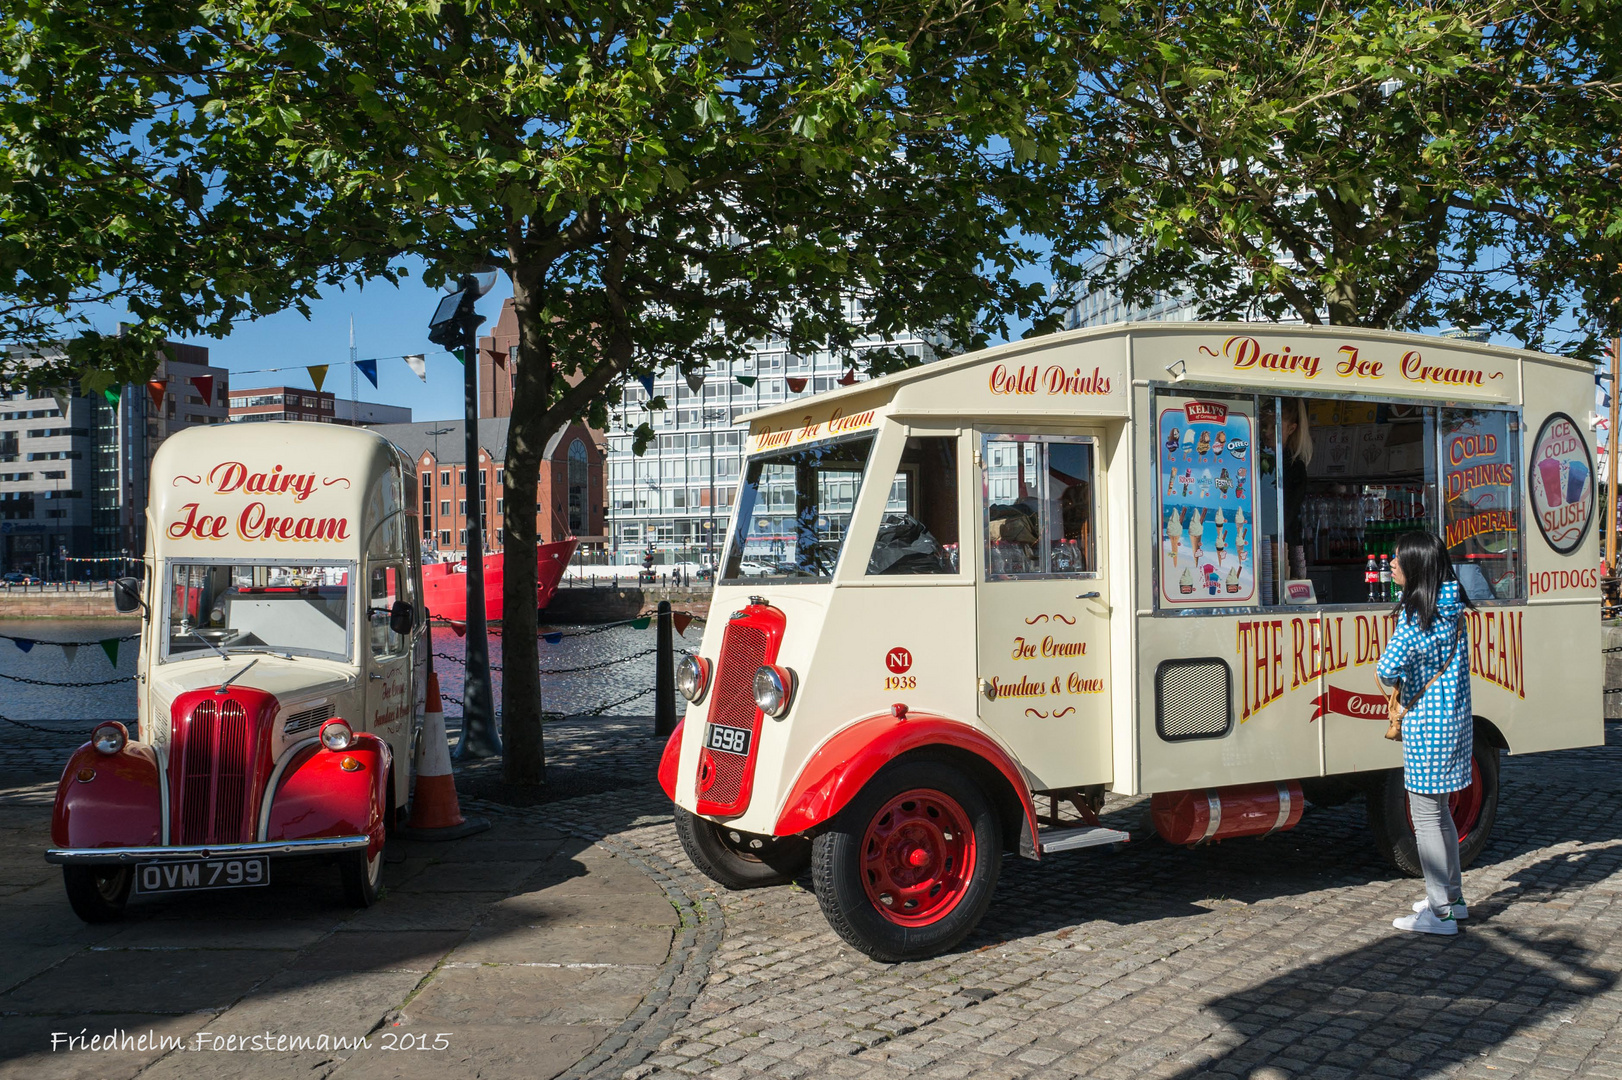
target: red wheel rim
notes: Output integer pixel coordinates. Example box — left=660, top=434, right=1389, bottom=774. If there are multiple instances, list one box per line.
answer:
left=860, top=788, right=976, bottom=926
left=1403, top=757, right=1485, bottom=845
left=1450, top=758, right=1485, bottom=842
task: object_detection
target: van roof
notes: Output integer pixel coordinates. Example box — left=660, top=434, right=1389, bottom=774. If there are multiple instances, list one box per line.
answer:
left=739, top=321, right=1590, bottom=427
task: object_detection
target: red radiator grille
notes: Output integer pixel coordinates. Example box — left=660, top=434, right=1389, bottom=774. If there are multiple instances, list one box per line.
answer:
left=170, top=689, right=277, bottom=845
left=695, top=602, right=784, bottom=817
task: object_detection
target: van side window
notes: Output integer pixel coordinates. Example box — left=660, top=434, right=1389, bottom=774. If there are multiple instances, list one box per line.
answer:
left=368, top=565, right=405, bottom=657
left=983, top=436, right=1095, bottom=578
left=867, top=436, right=959, bottom=575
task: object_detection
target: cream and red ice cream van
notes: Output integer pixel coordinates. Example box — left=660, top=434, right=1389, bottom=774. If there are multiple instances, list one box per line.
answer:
left=658, top=322, right=1602, bottom=961
left=46, top=423, right=427, bottom=921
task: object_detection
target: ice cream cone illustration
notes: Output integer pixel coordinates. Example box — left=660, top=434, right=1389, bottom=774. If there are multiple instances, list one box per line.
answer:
left=1179, top=567, right=1195, bottom=595
left=1216, top=508, right=1227, bottom=527
left=1192, top=510, right=1205, bottom=557
left=1215, top=527, right=1227, bottom=566
left=1226, top=566, right=1241, bottom=593
left=1167, top=510, right=1183, bottom=561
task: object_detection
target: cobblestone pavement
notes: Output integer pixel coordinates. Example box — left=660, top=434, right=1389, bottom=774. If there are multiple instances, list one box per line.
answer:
left=534, top=723, right=1622, bottom=1080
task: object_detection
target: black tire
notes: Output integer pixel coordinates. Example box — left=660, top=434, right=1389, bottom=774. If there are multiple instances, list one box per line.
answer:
left=1368, top=738, right=1501, bottom=877
left=1299, top=775, right=1362, bottom=809
left=675, top=807, right=810, bottom=888
left=63, top=866, right=132, bottom=923
left=811, top=759, right=1001, bottom=963
left=340, top=844, right=384, bottom=907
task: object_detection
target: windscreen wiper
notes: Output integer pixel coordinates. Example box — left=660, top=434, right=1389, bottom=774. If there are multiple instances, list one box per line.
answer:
left=189, top=627, right=232, bottom=659
left=215, top=658, right=259, bottom=695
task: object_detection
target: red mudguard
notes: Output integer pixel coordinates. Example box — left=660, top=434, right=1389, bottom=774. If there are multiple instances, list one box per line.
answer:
left=51, top=742, right=163, bottom=849
left=772, top=713, right=1041, bottom=853
left=265, top=733, right=392, bottom=857
left=658, top=719, right=686, bottom=801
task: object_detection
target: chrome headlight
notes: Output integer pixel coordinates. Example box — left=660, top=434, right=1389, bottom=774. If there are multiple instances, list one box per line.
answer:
left=752, top=664, right=796, bottom=719
left=91, top=721, right=128, bottom=755
left=676, top=654, right=712, bottom=704
left=319, top=718, right=355, bottom=751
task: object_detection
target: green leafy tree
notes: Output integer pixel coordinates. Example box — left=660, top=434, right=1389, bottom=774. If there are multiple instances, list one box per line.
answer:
left=0, top=0, right=1076, bottom=782
left=1055, top=0, right=1622, bottom=353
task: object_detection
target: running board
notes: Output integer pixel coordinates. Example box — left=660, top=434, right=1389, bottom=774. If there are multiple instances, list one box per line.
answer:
left=1037, top=825, right=1130, bottom=855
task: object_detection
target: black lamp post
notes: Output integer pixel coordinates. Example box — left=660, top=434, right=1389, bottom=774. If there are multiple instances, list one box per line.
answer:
left=428, top=269, right=501, bottom=759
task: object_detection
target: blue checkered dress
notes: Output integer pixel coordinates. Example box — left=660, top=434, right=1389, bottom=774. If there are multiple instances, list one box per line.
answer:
left=1375, top=580, right=1473, bottom=794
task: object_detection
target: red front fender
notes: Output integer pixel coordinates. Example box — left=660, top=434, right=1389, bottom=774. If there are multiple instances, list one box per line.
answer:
left=265, top=733, right=391, bottom=857
left=51, top=741, right=163, bottom=849
left=658, top=719, right=686, bottom=800
left=773, top=714, right=1041, bottom=855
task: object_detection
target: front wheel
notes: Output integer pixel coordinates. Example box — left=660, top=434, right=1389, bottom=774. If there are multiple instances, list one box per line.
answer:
left=812, top=759, right=1001, bottom=963
left=340, top=844, right=383, bottom=907
left=63, top=866, right=132, bottom=923
left=1368, top=737, right=1501, bottom=876
left=675, top=807, right=810, bottom=888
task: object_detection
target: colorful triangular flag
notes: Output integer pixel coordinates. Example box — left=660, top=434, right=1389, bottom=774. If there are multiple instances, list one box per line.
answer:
left=189, top=374, right=214, bottom=403
left=48, top=388, right=70, bottom=416
left=673, top=612, right=694, bottom=636
left=685, top=371, right=705, bottom=394
left=490, top=347, right=508, bottom=369
left=356, top=358, right=378, bottom=389
left=99, top=638, right=119, bottom=667
left=146, top=379, right=166, bottom=410
left=637, top=375, right=654, bottom=396
left=404, top=354, right=427, bottom=382
left=786, top=376, right=808, bottom=393
left=12, top=638, right=34, bottom=653
left=631, top=615, right=652, bottom=630
left=448, top=620, right=467, bottom=637
left=308, top=364, right=329, bottom=391
left=103, top=386, right=122, bottom=406
left=838, top=369, right=858, bottom=386
left=542, top=631, right=563, bottom=644
left=454, top=349, right=466, bottom=365
left=735, top=375, right=756, bottom=388
left=60, top=643, right=78, bottom=666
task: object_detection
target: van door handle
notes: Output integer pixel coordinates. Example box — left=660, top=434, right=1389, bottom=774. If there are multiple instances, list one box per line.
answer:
left=369, top=673, right=384, bottom=681
left=1076, top=592, right=1101, bottom=600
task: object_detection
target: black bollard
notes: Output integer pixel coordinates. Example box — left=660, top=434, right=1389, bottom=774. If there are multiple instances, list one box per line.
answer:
left=655, top=600, right=677, bottom=737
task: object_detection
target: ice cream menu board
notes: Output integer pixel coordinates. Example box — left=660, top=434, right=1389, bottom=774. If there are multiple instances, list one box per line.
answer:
left=1528, top=411, right=1593, bottom=555
left=1157, top=396, right=1257, bottom=606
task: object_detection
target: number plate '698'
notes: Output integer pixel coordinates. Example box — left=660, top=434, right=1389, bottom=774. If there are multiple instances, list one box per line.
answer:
left=704, top=723, right=751, bottom=757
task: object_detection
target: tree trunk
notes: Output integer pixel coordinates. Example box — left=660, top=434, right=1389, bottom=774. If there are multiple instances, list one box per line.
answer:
left=500, top=267, right=553, bottom=786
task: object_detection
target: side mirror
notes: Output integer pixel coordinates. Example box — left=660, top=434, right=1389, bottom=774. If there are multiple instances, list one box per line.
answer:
left=112, top=576, right=143, bottom=615
left=389, top=599, right=414, bottom=636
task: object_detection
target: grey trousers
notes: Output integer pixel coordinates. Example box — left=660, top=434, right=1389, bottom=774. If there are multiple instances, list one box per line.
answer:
left=1408, top=790, right=1463, bottom=916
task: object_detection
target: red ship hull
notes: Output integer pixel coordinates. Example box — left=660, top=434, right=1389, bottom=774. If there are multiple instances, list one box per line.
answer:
left=422, top=538, right=577, bottom=623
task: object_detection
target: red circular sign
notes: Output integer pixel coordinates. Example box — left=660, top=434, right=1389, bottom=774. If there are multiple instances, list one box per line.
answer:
left=885, top=647, right=913, bottom=674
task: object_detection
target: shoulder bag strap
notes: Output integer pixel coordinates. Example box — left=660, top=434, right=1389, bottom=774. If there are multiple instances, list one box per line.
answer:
left=1377, top=614, right=1465, bottom=712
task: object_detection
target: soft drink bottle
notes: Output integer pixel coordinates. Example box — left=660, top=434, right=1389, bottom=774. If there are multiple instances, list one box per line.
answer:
left=1365, top=553, right=1379, bottom=603
left=1379, top=554, right=1391, bottom=601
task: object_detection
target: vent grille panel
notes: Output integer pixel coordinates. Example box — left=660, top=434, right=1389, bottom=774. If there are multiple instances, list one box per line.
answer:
left=282, top=703, right=334, bottom=737
left=1156, top=659, right=1232, bottom=741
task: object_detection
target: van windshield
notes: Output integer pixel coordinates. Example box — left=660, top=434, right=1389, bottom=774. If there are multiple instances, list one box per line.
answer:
left=721, top=436, right=876, bottom=583
left=164, top=562, right=352, bottom=661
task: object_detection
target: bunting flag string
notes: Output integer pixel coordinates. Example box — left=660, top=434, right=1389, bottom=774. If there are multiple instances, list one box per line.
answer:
left=356, top=358, right=379, bottom=389
left=307, top=364, right=329, bottom=391
left=1, top=632, right=135, bottom=667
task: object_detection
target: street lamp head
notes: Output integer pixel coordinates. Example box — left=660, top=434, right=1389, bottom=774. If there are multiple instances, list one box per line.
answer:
left=441, top=266, right=500, bottom=299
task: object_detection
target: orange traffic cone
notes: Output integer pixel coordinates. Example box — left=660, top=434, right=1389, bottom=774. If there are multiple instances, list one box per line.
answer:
left=398, top=670, right=489, bottom=840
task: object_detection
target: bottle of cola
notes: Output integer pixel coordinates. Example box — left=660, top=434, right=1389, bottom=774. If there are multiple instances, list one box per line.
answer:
left=1365, top=553, right=1380, bottom=603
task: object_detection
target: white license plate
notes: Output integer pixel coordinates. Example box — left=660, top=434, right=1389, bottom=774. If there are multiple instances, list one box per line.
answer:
left=133, top=856, right=270, bottom=894
left=705, top=724, right=752, bottom=756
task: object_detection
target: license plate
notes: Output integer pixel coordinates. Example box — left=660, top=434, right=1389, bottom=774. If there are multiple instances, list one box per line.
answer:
left=133, top=856, right=270, bottom=895
left=705, top=723, right=752, bottom=757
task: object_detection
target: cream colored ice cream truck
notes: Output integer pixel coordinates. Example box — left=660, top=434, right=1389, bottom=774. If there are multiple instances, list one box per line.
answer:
left=46, top=423, right=427, bottom=921
left=657, top=322, right=1601, bottom=961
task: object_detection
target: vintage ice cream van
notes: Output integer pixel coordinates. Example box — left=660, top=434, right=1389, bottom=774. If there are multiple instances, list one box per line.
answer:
left=46, top=423, right=427, bottom=921
left=659, top=322, right=1601, bottom=961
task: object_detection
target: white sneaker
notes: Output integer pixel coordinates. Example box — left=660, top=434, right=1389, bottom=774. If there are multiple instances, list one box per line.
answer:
left=1394, top=908, right=1458, bottom=936
left=1412, top=899, right=1468, bottom=920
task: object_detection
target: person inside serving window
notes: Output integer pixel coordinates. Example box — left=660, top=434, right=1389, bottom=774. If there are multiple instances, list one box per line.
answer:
left=1262, top=397, right=1314, bottom=577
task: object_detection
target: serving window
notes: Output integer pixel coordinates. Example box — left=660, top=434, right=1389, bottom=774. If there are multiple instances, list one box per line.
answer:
left=1153, top=389, right=1524, bottom=610
left=982, top=434, right=1096, bottom=579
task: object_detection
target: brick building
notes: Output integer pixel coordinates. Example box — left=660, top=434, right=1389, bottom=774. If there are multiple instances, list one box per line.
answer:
left=228, top=387, right=411, bottom=426
left=371, top=418, right=605, bottom=561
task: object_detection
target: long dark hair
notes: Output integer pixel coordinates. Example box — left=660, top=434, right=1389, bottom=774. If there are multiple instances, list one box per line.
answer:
left=1392, top=530, right=1474, bottom=632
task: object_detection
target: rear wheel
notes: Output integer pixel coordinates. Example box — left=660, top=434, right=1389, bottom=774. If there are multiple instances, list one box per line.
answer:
left=1369, top=738, right=1500, bottom=876
left=63, top=866, right=132, bottom=923
left=812, top=760, right=1001, bottom=963
left=675, top=807, right=810, bottom=888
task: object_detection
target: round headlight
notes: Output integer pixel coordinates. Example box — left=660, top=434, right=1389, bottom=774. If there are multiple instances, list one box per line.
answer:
left=91, top=721, right=128, bottom=755
left=752, top=664, right=796, bottom=719
left=676, top=654, right=712, bottom=704
left=319, top=718, right=355, bottom=751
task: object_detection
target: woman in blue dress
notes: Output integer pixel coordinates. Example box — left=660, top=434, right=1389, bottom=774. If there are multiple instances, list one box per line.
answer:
left=1376, top=531, right=1474, bottom=936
